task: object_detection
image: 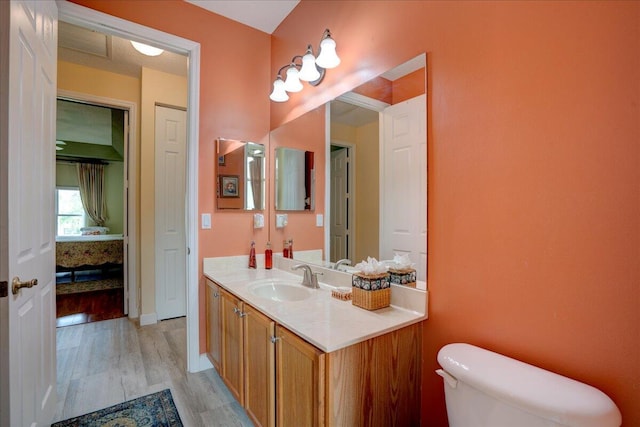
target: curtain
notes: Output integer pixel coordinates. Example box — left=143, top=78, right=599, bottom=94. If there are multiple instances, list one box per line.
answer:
left=76, top=163, right=108, bottom=226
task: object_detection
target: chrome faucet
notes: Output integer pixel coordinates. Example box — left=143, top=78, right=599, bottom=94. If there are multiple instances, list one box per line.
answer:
left=291, top=264, right=321, bottom=289
left=333, top=258, right=352, bottom=270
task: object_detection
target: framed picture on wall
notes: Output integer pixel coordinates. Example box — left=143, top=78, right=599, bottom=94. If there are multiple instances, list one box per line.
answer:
left=220, top=175, right=239, bottom=198
left=218, top=155, right=225, bottom=166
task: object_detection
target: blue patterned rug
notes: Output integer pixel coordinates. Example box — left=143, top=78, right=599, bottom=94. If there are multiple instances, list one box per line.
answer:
left=52, top=389, right=183, bottom=427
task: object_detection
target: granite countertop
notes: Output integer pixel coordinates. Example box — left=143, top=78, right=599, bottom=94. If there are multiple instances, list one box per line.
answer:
left=204, top=266, right=426, bottom=353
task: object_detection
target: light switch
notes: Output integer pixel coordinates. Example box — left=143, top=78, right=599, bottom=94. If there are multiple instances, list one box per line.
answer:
left=316, top=214, right=324, bottom=227
left=201, top=213, right=211, bottom=229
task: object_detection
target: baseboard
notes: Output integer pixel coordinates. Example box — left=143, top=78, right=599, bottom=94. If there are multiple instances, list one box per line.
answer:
left=139, top=312, right=157, bottom=326
left=194, top=353, right=213, bottom=372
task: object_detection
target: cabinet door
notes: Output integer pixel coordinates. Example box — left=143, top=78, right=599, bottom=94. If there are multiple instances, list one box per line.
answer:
left=276, top=325, right=326, bottom=427
left=220, top=288, right=244, bottom=404
left=244, top=305, right=275, bottom=427
left=205, top=280, right=222, bottom=371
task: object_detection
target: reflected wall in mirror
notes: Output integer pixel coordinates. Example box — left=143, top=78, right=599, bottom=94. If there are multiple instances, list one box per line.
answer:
left=275, top=147, right=315, bottom=211
left=216, top=138, right=265, bottom=210
left=328, top=54, right=427, bottom=283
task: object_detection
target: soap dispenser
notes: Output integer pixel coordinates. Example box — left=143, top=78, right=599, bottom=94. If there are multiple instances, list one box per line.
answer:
left=265, top=242, right=273, bottom=270
left=288, top=238, right=294, bottom=259
left=248, top=241, right=257, bottom=269
left=283, top=240, right=289, bottom=258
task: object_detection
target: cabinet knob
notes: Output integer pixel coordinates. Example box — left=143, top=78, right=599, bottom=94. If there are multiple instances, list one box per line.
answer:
left=270, top=336, right=281, bottom=344
left=213, top=292, right=219, bottom=298
left=238, top=311, right=247, bottom=318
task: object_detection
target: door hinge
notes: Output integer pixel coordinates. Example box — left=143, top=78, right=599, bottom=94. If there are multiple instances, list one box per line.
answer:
left=0, top=281, right=8, bottom=298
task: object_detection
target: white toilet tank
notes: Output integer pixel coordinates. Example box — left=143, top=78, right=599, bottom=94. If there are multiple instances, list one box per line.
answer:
left=436, top=343, right=621, bottom=427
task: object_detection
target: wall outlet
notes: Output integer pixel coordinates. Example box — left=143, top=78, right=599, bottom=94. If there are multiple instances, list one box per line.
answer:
left=276, top=214, right=288, bottom=228
left=316, top=214, right=324, bottom=227
left=253, top=213, right=264, bottom=228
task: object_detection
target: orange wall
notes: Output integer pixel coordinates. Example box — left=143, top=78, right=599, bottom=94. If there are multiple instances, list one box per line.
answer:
left=272, top=1, right=639, bottom=426
left=393, top=68, right=426, bottom=104
left=69, top=0, right=272, bottom=351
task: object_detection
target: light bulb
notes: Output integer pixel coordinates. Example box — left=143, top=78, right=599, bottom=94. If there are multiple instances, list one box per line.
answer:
left=269, top=77, right=289, bottom=102
left=284, top=65, right=303, bottom=92
left=315, top=35, right=340, bottom=69
left=299, top=48, right=321, bottom=82
left=130, top=41, right=164, bottom=57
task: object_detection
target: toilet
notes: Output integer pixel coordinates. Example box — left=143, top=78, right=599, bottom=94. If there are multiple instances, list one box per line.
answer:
left=436, top=343, right=622, bottom=427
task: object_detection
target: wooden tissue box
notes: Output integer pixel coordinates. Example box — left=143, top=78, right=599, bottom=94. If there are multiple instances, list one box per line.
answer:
left=388, top=268, right=417, bottom=287
left=351, top=272, right=390, bottom=310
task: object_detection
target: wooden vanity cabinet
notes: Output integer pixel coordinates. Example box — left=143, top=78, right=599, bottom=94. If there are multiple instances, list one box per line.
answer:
left=205, top=279, right=422, bottom=427
left=205, top=280, right=221, bottom=370
left=220, top=288, right=244, bottom=405
left=276, top=325, right=325, bottom=427
left=243, top=304, right=275, bottom=427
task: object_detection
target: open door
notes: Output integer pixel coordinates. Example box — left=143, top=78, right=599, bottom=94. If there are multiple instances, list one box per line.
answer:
left=1, top=0, right=58, bottom=425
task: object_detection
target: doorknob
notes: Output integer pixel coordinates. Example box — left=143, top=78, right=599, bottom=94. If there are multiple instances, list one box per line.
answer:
left=12, top=277, right=38, bottom=295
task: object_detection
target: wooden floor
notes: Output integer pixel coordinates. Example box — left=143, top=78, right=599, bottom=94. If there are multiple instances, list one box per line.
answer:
left=56, top=288, right=125, bottom=327
left=55, top=317, right=253, bottom=426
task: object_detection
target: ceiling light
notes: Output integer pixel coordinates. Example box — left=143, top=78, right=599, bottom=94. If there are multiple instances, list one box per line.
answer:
left=269, top=29, right=340, bottom=102
left=130, top=41, right=164, bottom=57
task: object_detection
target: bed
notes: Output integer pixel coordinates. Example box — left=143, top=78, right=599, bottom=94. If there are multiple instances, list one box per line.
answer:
left=56, top=234, right=124, bottom=281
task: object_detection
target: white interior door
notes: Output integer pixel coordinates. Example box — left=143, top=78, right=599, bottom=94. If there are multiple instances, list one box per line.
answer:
left=330, top=147, right=351, bottom=263
left=1, top=1, right=58, bottom=426
left=380, top=94, right=427, bottom=281
left=155, top=105, right=187, bottom=320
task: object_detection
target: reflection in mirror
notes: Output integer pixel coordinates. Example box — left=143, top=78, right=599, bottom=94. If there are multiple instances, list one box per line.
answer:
left=216, top=138, right=265, bottom=210
left=328, top=54, right=427, bottom=284
left=275, top=147, right=315, bottom=211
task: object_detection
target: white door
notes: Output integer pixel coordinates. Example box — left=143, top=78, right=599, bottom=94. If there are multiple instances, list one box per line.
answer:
left=1, top=1, right=58, bottom=426
left=330, top=147, right=351, bottom=262
left=155, top=106, right=187, bottom=320
left=380, top=94, right=427, bottom=281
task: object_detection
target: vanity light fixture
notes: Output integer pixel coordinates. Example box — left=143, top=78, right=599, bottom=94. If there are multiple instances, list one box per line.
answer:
left=130, top=40, right=164, bottom=57
left=270, top=29, right=341, bottom=102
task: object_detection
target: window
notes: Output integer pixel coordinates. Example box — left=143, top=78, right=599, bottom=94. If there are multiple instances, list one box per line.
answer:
left=56, top=188, right=85, bottom=236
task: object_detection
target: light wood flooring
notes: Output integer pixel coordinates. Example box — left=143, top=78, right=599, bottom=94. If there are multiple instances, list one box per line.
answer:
left=55, top=316, right=253, bottom=426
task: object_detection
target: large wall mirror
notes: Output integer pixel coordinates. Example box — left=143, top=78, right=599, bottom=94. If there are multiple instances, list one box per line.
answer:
left=269, top=54, right=427, bottom=288
left=216, top=138, right=265, bottom=210
left=275, top=147, right=315, bottom=211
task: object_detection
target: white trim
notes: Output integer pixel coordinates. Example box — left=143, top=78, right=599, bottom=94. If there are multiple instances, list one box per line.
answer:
left=198, top=353, right=213, bottom=371
left=336, top=91, right=389, bottom=113
left=57, top=89, right=139, bottom=318
left=378, top=110, right=384, bottom=259
left=139, top=312, right=158, bottom=326
left=58, top=1, right=202, bottom=373
left=324, top=104, right=331, bottom=261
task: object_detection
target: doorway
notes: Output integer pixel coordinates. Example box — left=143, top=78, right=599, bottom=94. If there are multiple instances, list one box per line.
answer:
left=329, top=142, right=355, bottom=263
left=54, top=96, right=131, bottom=327
left=58, top=2, right=203, bottom=372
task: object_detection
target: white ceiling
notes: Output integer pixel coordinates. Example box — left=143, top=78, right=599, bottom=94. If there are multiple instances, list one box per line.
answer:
left=184, top=0, right=300, bottom=34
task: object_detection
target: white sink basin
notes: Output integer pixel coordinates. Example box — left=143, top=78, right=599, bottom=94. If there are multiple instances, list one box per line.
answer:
left=249, top=280, right=312, bottom=302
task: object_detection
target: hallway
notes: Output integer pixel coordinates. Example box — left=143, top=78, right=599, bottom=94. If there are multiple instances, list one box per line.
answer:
left=55, top=317, right=252, bottom=426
